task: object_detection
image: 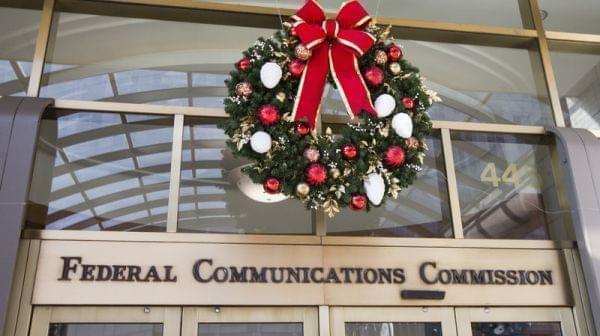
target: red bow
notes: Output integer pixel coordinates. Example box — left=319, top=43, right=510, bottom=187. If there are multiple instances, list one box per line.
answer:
left=291, top=0, right=377, bottom=129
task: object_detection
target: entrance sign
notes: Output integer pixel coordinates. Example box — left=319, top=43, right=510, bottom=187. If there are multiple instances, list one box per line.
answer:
left=33, top=241, right=571, bottom=306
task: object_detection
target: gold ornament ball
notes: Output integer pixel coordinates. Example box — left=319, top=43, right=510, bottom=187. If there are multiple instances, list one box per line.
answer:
left=296, top=182, right=310, bottom=198
left=295, top=44, right=312, bottom=61
left=330, top=168, right=341, bottom=179
left=388, top=62, right=402, bottom=75
left=374, top=50, right=388, bottom=65
left=235, top=82, right=253, bottom=97
left=405, top=136, right=420, bottom=150
left=276, top=92, right=286, bottom=102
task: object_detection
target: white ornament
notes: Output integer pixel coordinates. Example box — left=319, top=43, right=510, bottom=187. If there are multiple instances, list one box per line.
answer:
left=364, top=173, right=385, bottom=206
left=250, top=131, right=272, bottom=153
left=392, top=113, right=413, bottom=138
left=229, top=165, right=287, bottom=203
left=260, top=62, right=282, bottom=89
left=374, top=94, right=396, bottom=118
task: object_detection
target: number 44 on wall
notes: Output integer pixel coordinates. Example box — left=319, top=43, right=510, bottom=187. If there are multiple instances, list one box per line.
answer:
left=479, top=162, right=542, bottom=190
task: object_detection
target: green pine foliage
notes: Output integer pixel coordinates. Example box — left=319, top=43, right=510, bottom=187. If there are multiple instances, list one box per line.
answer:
left=221, top=24, right=435, bottom=215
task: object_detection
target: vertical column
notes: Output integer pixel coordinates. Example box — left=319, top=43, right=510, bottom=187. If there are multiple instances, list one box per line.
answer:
left=0, top=97, right=53, bottom=332
left=27, top=0, right=55, bottom=98
left=166, top=114, right=184, bottom=232
left=441, top=128, right=463, bottom=239
left=527, top=0, right=566, bottom=127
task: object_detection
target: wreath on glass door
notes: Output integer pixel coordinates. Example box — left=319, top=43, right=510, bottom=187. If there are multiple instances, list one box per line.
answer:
left=221, top=0, right=439, bottom=217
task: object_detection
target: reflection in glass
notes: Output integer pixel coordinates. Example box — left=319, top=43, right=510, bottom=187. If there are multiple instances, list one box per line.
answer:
left=550, top=50, right=600, bottom=129
left=471, top=322, right=562, bottom=336
left=200, top=0, right=526, bottom=28
left=346, top=322, right=442, bottom=336
left=0, top=7, right=41, bottom=96
left=198, top=323, right=303, bottom=336
left=48, top=323, right=163, bottom=336
left=451, top=132, right=570, bottom=239
left=178, top=118, right=312, bottom=234
left=539, top=0, right=600, bottom=35
left=26, top=110, right=173, bottom=231
left=327, top=133, right=452, bottom=238
left=40, top=11, right=271, bottom=106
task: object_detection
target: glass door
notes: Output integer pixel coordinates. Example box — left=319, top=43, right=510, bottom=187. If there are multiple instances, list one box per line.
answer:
left=182, top=307, right=318, bottom=336
left=29, top=306, right=181, bottom=336
left=455, top=307, right=577, bottom=336
left=330, top=307, right=457, bottom=336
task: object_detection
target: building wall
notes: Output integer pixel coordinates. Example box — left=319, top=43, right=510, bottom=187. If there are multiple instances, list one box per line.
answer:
left=1, top=0, right=600, bottom=335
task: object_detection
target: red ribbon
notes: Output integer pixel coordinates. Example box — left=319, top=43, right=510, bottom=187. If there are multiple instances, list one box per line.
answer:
left=291, top=0, right=377, bottom=129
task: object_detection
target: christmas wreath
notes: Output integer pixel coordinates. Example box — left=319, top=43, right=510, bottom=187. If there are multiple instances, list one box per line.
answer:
left=221, top=0, right=439, bottom=217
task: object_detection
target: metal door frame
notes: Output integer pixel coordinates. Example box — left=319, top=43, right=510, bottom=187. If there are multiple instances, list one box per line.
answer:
left=455, top=307, right=578, bottom=336
left=330, top=307, right=457, bottom=336
left=28, top=306, right=181, bottom=336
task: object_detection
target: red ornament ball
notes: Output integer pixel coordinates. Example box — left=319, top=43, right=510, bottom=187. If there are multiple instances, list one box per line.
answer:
left=350, top=194, right=367, bottom=211
left=295, top=122, right=311, bottom=137
left=341, top=143, right=358, bottom=160
left=237, top=57, right=251, bottom=71
left=305, top=163, right=328, bottom=186
left=263, top=177, right=281, bottom=194
left=402, top=97, right=415, bottom=110
left=388, top=44, right=403, bottom=61
left=364, top=66, right=384, bottom=87
left=384, top=146, right=406, bottom=168
left=256, top=104, right=280, bottom=126
left=288, top=59, right=305, bottom=78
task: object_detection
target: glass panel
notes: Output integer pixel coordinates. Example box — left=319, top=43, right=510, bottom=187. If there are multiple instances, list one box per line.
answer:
left=550, top=50, right=600, bottom=130
left=322, top=41, right=553, bottom=126
left=48, top=323, right=163, bottom=336
left=26, top=110, right=173, bottom=232
left=178, top=117, right=313, bottom=234
left=200, top=0, right=526, bottom=28
left=539, top=0, right=600, bottom=35
left=0, top=6, right=41, bottom=96
left=40, top=9, right=271, bottom=106
left=471, top=322, right=562, bottom=336
left=345, top=322, right=442, bottom=336
left=413, top=41, right=551, bottom=125
left=198, top=323, right=303, bottom=336
left=451, top=132, right=570, bottom=240
left=326, top=133, right=452, bottom=238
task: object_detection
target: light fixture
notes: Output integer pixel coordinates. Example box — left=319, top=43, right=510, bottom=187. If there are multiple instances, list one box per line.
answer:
left=228, top=165, right=287, bottom=203
left=143, top=307, right=151, bottom=313
left=214, top=306, right=221, bottom=313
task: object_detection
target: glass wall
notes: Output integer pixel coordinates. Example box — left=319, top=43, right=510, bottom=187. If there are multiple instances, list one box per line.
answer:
left=13, top=0, right=589, bottom=240
left=403, top=41, right=552, bottom=126
left=550, top=49, right=600, bottom=130
left=326, top=133, right=453, bottom=238
left=40, top=11, right=271, bottom=106
left=0, top=6, right=41, bottom=96
left=539, top=0, right=600, bottom=35
left=451, top=132, right=569, bottom=239
left=27, top=109, right=173, bottom=231
left=178, top=117, right=313, bottom=234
